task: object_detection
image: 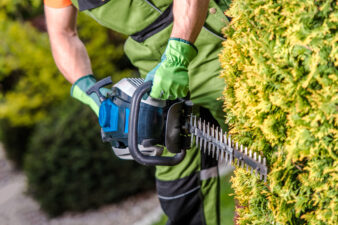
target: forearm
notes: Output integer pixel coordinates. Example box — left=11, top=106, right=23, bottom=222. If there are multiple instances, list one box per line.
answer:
left=48, top=32, right=92, bottom=84
left=170, top=0, right=210, bottom=43
left=45, top=5, right=92, bottom=84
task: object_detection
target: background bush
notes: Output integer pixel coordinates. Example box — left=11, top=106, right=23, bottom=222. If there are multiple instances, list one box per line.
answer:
left=0, top=120, right=33, bottom=168
left=0, top=1, right=134, bottom=166
left=220, top=0, right=337, bottom=224
left=0, top=0, right=154, bottom=216
left=25, top=99, right=155, bottom=216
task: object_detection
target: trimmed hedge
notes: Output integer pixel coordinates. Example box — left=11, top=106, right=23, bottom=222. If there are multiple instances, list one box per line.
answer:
left=220, top=0, right=337, bottom=224
left=24, top=100, right=155, bottom=216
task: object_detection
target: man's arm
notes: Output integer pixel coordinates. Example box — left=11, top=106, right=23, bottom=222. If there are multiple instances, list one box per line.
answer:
left=146, top=0, right=210, bottom=100
left=45, top=5, right=92, bottom=84
left=171, top=0, right=210, bottom=43
left=45, top=5, right=109, bottom=116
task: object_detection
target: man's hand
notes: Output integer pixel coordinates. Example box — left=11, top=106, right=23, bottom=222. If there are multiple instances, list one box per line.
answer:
left=145, top=38, right=197, bottom=100
left=146, top=0, right=209, bottom=100
left=71, top=75, right=110, bottom=116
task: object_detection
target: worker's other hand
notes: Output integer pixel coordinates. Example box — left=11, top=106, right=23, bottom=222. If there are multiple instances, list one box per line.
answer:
left=71, top=75, right=110, bottom=117
left=145, top=38, right=197, bottom=100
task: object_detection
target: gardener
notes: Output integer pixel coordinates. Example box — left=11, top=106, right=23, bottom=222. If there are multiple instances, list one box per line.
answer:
left=44, top=0, right=231, bottom=224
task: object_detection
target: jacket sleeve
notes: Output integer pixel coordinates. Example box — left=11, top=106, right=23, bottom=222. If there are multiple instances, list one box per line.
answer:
left=44, top=0, right=72, bottom=8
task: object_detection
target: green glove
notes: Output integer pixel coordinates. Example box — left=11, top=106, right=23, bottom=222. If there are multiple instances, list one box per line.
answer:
left=70, top=75, right=110, bottom=116
left=145, top=38, right=197, bottom=100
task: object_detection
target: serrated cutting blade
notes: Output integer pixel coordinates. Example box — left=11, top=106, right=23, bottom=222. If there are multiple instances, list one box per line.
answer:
left=189, top=114, right=268, bottom=181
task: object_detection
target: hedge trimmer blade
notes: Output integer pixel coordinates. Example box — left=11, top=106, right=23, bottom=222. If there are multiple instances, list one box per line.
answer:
left=189, top=114, right=268, bottom=182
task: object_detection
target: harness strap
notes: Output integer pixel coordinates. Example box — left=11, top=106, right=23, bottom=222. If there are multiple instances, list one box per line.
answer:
left=78, top=0, right=110, bottom=11
left=131, top=4, right=173, bottom=42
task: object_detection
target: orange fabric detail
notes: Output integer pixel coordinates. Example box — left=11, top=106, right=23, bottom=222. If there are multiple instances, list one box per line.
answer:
left=44, top=0, right=72, bottom=8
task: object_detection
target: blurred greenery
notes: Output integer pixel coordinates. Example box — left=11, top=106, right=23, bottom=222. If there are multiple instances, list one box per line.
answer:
left=0, top=1, right=134, bottom=162
left=0, top=3, right=134, bottom=127
left=0, top=0, right=155, bottom=216
left=0, top=0, right=43, bottom=20
left=25, top=99, right=155, bottom=216
left=220, top=174, right=235, bottom=224
left=152, top=215, right=168, bottom=225
left=0, top=13, right=68, bottom=126
left=0, top=120, right=33, bottom=168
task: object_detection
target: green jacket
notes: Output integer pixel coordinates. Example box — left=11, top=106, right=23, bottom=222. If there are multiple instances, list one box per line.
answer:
left=71, top=0, right=230, bottom=37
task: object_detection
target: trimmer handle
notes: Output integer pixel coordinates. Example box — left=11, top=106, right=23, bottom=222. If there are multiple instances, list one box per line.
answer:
left=86, top=76, right=113, bottom=102
left=128, top=81, right=186, bottom=166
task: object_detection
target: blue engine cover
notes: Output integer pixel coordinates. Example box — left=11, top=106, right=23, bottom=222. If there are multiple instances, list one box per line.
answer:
left=98, top=95, right=164, bottom=148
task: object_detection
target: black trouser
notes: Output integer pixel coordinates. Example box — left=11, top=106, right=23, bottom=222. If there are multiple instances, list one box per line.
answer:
left=155, top=108, right=221, bottom=225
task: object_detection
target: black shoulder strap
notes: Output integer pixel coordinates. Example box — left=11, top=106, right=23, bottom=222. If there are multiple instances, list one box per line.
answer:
left=78, top=0, right=111, bottom=11
left=131, top=4, right=173, bottom=43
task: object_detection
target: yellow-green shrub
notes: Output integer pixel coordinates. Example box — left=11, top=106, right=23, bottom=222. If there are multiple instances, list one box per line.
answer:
left=0, top=4, right=133, bottom=166
left=220, top=0, right=337, bottom=224
left=0, top=12, right=131, bottom=126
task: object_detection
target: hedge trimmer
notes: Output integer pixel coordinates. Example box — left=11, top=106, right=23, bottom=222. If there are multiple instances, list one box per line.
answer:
left=88, top=77, right=268, bottom=181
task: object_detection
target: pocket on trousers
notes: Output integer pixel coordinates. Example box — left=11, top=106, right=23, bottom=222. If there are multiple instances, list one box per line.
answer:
left=156, top=173, right=205, bottom=225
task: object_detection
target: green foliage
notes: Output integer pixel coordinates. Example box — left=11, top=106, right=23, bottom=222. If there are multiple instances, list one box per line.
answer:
left=0, top=15, right=69, bottom=126
left=220, top=175, right=235, bottom=225
left=0, top=120, right=33, bottom=168
left=0, top=1, right=142, bottom=215
left=0, top=12, right=132, bottom=126
left=0, top=3, right=133, bottom=165
left=0, top=0, right=43, bottom=19
left=25, top=100, right=155, bottom=216
left=220, top=0, right=337, bottom=224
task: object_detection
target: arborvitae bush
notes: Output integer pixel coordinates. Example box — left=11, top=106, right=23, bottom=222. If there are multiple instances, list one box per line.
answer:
left=25, top=100, right=155, bottom=216
left=220, top=0, right=337, bottom=224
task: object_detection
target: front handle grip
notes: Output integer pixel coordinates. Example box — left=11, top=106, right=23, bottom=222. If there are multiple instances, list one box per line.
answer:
left=128, top=81, right=186, bottom=166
